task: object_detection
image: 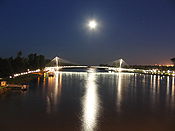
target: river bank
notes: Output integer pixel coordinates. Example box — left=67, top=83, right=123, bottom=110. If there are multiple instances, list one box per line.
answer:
left=0, top=73, right=42, bottom=95
left=6, top=74, right=41, bottom=84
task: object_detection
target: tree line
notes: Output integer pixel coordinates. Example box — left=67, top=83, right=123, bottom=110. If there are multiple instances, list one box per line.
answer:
left=171, top=58, right=175, bottom=65
left=0, top=51, right=50, bottom=78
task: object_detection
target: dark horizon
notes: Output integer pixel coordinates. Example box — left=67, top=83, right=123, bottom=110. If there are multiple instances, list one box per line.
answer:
left=0, top=0, right=175, bottom=65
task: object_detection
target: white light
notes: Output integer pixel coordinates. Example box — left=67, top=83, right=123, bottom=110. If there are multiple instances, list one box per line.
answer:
left=88, top=20, right=97, bottom=30
left=116, top=73, right=122, bottom=113
left=81, top=73, right=99, bottom=131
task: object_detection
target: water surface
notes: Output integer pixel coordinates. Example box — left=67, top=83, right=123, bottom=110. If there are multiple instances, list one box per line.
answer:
left=0, top=72, right=175, bottom=131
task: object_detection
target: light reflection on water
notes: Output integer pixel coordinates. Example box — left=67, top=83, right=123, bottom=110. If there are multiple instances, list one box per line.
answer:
left=1, top=72, right=175, bottom=130
left=116, top=73, right=122, bottom=113
left=43, top=72, right=175, bottom=129
left=172, top=77, right=175, bottom=106
left=45, top=72, right=62, bottom=113
left=81, top=73, right=100, bottom=131
left=167, top=76, right=170, bottom=95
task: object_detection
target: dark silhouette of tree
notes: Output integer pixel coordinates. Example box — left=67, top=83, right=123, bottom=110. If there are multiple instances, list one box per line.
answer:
left=17, top=51, right=22, bottom=58
left=0, top=52, right=50, bottom=78
left=171, top=58, right=175, bottom=65
left=28, top=53, right=47, bottom=70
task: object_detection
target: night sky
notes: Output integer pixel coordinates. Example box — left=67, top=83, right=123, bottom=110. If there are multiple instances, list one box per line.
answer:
left=0, top=0, right=175, bottom=65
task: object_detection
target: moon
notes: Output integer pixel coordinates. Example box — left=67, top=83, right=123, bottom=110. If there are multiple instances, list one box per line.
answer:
left=88, top=20, right=97, bottom=30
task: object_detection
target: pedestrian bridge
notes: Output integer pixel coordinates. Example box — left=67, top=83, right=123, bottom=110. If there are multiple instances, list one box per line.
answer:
left=44, top=65, right=135, bottom=72
left=44, top=56, right=135, bottom=73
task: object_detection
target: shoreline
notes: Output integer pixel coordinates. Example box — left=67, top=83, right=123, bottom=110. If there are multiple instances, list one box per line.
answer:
left=5, top=74, right=41, bottom=84
left=0, top=73, right=42, bottom=94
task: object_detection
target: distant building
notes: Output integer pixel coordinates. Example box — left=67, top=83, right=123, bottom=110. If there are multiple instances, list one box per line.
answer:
left=171, top=58, right=175, bottom=65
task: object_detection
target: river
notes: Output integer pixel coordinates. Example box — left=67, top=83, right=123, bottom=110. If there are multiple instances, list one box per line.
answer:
left=0, top=71, right=175, bottom=131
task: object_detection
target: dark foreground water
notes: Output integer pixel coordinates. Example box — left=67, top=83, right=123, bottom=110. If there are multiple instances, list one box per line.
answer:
left=0, top=72, right=175, bottom=131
